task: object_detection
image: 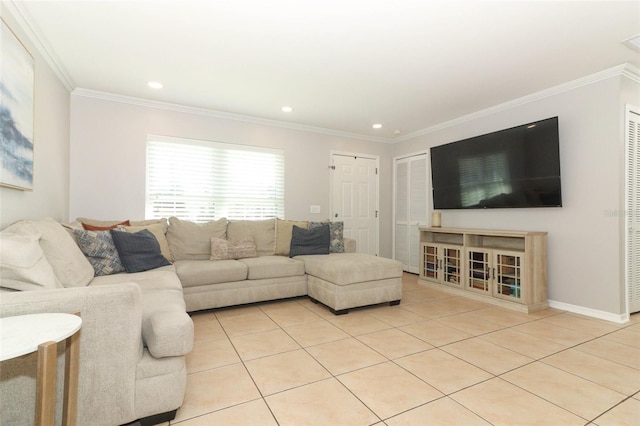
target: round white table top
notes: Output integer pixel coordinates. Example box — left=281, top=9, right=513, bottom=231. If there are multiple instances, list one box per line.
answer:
left=0, top=313, right=82, bottom=361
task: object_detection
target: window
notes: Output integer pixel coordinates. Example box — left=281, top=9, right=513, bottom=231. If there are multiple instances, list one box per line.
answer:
left=146, top=136, right=284, bottom=222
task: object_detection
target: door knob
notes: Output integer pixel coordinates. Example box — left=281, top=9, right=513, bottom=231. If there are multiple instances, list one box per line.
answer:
left=335, top=213, right=338, bottom=218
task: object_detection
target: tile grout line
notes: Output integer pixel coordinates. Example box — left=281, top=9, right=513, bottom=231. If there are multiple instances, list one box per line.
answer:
left=179, top=274, right=638, bottom=425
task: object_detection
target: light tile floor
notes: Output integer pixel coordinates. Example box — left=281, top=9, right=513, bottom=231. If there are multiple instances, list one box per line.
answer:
left=170, top=273, right=640, bottom=426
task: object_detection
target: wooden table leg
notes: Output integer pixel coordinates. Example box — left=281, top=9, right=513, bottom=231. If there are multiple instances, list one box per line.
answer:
left=62, top=321, right=81, bottom=426
left=35, top=341, right=57, bottom=426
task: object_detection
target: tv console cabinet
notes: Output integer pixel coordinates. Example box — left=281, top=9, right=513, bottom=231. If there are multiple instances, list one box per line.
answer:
left=418, top=227, right=548, bottom=313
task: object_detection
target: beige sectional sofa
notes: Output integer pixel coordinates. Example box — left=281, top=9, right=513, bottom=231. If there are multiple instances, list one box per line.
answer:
left=0, top=216, right=402, bottom=426
left=0, top=218, right=192, bottom=426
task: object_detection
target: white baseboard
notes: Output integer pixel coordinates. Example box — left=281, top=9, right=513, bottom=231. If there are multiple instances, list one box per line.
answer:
left=548, top=300, right=630, bottom=324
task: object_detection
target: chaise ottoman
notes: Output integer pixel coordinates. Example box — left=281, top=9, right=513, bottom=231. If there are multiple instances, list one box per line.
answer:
left=296, top=253, right=403, bottom=314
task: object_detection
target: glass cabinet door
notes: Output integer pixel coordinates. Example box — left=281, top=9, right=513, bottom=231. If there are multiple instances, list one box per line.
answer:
left=466, top=249, right=491, bottom=294
left=421, top=243, right=439, bottom=280
left=494, top=252, right=524, bottom=301
left=442, top=246, right=462, bottom=287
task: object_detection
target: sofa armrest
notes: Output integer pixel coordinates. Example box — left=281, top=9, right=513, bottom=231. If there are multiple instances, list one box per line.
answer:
left=0, top=283, right=143, bottom=426
left=344, top=237, right=356, bottom=253
left=143, top=310, right=193, bottom=358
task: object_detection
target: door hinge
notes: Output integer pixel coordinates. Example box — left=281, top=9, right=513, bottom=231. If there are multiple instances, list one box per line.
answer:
left=375, top=167, right=378, bottom=175
left=375, top=210, right=379, bottom=218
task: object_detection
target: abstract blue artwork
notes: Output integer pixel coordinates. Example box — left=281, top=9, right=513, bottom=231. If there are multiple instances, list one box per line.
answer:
left=1, top=19, right=34, bottom=190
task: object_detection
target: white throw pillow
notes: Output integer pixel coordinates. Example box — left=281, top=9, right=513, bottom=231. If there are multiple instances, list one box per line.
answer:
left=5, top=218, right=94, bottom=287
left=0, top=232, right=62, bottom=291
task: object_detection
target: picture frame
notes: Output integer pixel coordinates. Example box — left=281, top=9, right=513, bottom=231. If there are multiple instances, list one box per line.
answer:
left=0, top=18, right=34, bottom=191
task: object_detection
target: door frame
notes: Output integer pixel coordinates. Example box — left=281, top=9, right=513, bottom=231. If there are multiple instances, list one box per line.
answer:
left=392, top=150, right=430, bottom=268
left=329, top=151, right=380, bottom=256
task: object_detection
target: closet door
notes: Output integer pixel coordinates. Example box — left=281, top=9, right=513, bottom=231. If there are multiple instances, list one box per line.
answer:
left=627, top=106, right=640, bottom=313
left=394, top=154, right=428, bottom=273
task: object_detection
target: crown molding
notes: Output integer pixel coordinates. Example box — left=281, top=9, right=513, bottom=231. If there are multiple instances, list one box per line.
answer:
left=3, top=0, right=75, bottom=92
left=394, top=63, right=639, bottom=143
left=73, top=62, right=637, bottom=145
left=71, top=88, right=393, bottom=144
left=620, top=62, right=640, bottom=84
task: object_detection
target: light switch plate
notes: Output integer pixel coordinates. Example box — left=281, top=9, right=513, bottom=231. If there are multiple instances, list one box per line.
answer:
left=310, top=205, right=321, bottom=214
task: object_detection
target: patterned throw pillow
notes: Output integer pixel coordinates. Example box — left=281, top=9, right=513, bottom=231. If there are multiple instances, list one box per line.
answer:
left=210, top=238, right=257, bottom=260
left=309, top=221, right=344, bottom=253
left=74, top=229, right=125, bottom=276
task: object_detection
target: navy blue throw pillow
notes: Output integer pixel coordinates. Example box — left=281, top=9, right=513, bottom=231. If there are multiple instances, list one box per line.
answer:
left=289, top=224, right=330, bottom=257
left=110, top=229, right=171, bottom=273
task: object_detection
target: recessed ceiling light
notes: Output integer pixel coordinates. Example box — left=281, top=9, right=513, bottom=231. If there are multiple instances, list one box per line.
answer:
left=281, top=106, right=293, bottom=113
left=621, top=34, right=640, bottom=52
left=372, top=123, right=382, bottom=129
left=147, top=81, right=163, bottom=89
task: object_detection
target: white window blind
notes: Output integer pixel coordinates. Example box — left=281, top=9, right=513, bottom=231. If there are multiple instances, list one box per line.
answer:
left=146, top=136, right=284, bottom=222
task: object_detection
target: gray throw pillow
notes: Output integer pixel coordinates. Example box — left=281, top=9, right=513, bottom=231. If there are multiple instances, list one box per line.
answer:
left=289, top=224, right=330, bottom=257
left=110, top=229, right=171, bottom=273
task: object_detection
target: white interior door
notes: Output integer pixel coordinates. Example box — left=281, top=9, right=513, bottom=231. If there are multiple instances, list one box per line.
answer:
left=331, top=154, right=379, bottom=256
left=626, top=105, right=640, bottom=313
left=394, top=153, right=428, bottom=273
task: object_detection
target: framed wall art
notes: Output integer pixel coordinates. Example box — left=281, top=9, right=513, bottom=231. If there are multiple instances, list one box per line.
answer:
left=0, top=18, right=34, bottom=191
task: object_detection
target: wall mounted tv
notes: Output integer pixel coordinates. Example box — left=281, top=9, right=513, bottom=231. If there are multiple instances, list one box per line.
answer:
left=430, top=117, right=562, bottom=209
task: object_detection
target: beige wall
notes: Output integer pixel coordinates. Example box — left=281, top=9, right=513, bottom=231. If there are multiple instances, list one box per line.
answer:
left=0, top=7, right=71, bottom=229
left=393, top=74, right=640, bottom=317
left=69, top=95, right=395, bottom=257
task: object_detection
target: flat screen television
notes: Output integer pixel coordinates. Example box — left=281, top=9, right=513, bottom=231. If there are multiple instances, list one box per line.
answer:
left=430, top=117, right=562, bottom=209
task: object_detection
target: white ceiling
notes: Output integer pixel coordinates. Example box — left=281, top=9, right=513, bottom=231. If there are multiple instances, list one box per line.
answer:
left=9, top=0, right=640, bottom=141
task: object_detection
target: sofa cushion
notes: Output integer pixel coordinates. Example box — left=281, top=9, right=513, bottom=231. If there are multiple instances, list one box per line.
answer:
left=238, top=256, right=305, bottom=280
left=227, top=219, right=275, bottom=257
left=275, top=219, right=308, bottom=256
left=210, top=237, right=257, bottom=260
left=289, top=224, right=330, bottom=257
left=90, top=265, right=181, bottom=291
left=121, top=222, right=173, bottom=262
left=297, top=253, right=402, bottom=286
left=74, top=229, right=125, bottom=276
left=0, top=232, right=62, bottom=291
left=4, top=218, right=94, bottom=287
left=166, top=217, right=227, bottom=261
left=174, top=260, right=248, bottom=287
left=309, top=221, right=345, bottom=253
left=110, top=229, right=171, bottom=273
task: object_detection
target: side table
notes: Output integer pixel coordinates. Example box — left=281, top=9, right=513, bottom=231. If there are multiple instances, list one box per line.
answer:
left=0, top=313, right=82, bottom=426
